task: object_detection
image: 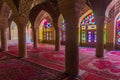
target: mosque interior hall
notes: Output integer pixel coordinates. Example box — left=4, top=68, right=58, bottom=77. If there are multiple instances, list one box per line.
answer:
left=0, top=0, right=120, bottom=80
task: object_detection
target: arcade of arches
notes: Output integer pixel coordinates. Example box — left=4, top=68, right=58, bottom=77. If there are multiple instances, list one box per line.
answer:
left=0, top=0, right=120, bottom=80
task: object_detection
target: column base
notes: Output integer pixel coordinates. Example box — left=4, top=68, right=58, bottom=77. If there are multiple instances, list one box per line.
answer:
left=55, top=44, right=60, bottom=51
left=18, top=54, right=28, bottom=59
left=55, top=49, right=60, bottom=51
left=33, top=46, right=38, bottom=49
left=1, top=47, right=8, bottom=51
left=54, top=72, right=69, bottom=80
left=63, top=72, right=82, bottom=80
left=96, top=54, right=103, bottom=58
left=54, top=72, right=82, bottom=80
left=66, top=74, right=82, bottom=80
left=96, top=50, right=104, bottom=58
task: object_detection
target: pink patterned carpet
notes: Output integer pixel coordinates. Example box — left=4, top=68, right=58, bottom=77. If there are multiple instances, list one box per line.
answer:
left=3, top=43, right=120, bottom=80
left=0, top=53, right=61, bottom=80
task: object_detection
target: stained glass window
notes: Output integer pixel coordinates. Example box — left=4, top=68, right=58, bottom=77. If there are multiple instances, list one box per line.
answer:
left=94, top=31, right=96, bottom=42
left=81, top=12, right=95, bottom=26
left=81, top=31, right=86, bottom=43
left=80, top=12, right=106, bottom=46
left=117, top=16, right=120, bottom=44
left=80, top=12, right=96, bottom=44
left=42, top=19, right=53, bottom=41
left=60, top=20, right=66, bottom=42
left=43, top=20, right=51, bottom=28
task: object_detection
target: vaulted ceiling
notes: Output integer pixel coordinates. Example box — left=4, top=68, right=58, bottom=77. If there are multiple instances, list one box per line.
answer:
left=0, top=0, right=120, bottom=23
left=109, top=0, right=120, bottom=21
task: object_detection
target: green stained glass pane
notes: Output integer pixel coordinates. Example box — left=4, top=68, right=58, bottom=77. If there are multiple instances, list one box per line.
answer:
left=81, top=31, right=86, bottom=43
left=104, top=31, right=106, bottom=44
left=118, top=31, right=120, bottom=35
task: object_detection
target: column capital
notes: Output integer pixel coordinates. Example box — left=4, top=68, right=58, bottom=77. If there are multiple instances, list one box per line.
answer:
left=0, top=18, right=9, bottom=29
left=58, top=0, right=86, bottom=19
left=13, top=16, right=28, bottom=28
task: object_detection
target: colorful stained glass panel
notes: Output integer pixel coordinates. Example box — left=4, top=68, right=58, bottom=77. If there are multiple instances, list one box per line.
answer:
left=117, top=16, right=120, bottom=44
left=81, top=31, right=86, bottom=43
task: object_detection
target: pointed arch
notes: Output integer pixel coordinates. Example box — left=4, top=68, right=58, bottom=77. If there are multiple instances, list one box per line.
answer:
left=105, top=0, right=119, bottom=17
left=114, top=12, right=120, bottom=49
left=26, top=21, right=32, bottom=42
left=34, top=10, right=53, bottom=29
left=33, top=10, right=54, bottom=43
left=79, top=9, right=107, bottom=47
left=79, top=10, right=93, bottom=26
left=58, top=14, right=66, bottom=44
left=10, top=21, right=18, bottom=40
left=4, top=0, right=18, bottom=16
left=38, top=18, right=55, bottom=43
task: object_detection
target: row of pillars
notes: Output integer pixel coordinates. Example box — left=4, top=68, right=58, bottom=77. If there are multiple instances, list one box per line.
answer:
left=0, top=1, right=108, bottom=80
left=0, top=21, right=27, bottom=58
left=0, top=18, right=60, bottom=57
left=0, top=12, right=105, bottom=80
left=57, top=0, right=107, bottom=79
left=33, top=21, right=60, bottom=51
left=32, top=15, right=105, bottom=79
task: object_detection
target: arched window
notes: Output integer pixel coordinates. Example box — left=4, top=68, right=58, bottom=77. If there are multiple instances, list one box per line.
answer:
left=80, top=12, right=106, bottom=47
left=80, top=12, right=96, bottom=47
left=38, top=19, right=55, bottom=44
left=116, top=16, right=120, bottom=44
left=60, top=20, right=66, bottom=44
left=10, top=21, right=18, bottom=40
left=43, top=19, right=53, bottom=41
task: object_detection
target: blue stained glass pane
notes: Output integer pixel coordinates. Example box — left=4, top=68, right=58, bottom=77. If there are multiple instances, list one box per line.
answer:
left=81, top=12, right=95, bottom=26
left=91, top=26, right=95, bottom=28
left=43, top=20, right=51, bottom=28
left=117, top=16, right=120, bottom=21
left=47, top=23, right=51, bottom=28
left=118, top=38, right=120, bottom=43
left=118, top=23, right=120, bottom=27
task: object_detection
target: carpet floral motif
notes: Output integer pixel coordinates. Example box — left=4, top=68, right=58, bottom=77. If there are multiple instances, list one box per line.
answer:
left=80, top=58, right=120, bottom=79
left=0, top=55, right=61, bottom=80
left=5, top=43, right=120, bottom=80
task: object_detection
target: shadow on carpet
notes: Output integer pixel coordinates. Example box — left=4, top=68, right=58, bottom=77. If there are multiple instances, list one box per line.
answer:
left=0, top=54, right=62, bottom=80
